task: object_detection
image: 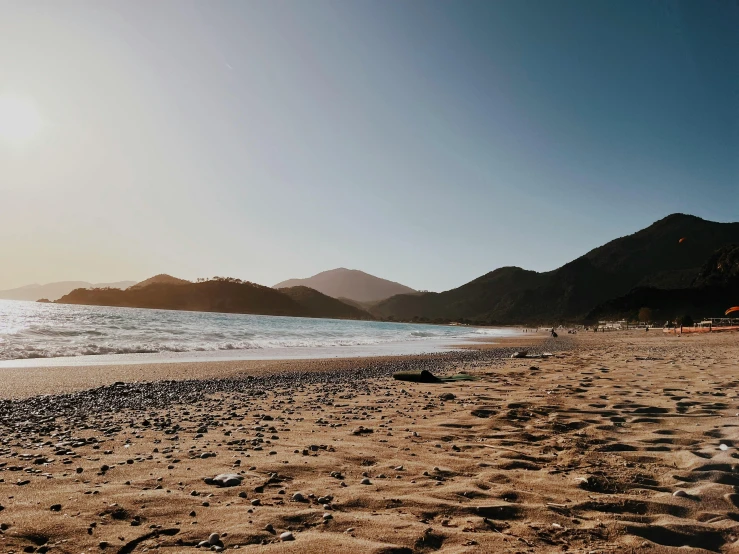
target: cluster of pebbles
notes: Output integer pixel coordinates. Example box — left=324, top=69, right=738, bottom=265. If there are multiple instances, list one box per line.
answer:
left=0, top=342, right=562, bottom=427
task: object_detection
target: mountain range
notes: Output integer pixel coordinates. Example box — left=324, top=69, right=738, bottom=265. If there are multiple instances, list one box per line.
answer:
left=23, top=214, right=739, bottom=324
left=372, top=214, right=739, bottom=324
left=0, top=280, right=136, bottom=302
left=273, top=268, right=416, bottom=303
left=57, top=278, right=373, bottom=320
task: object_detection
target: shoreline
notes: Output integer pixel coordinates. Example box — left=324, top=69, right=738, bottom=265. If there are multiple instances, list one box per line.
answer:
left=0, top=298, right=531, bottom=369
left=0, top=334, right=550, bottom=401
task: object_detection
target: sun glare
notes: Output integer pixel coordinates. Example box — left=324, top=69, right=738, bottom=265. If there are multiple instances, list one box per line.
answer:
left=0, top=95, right=42, bottom=145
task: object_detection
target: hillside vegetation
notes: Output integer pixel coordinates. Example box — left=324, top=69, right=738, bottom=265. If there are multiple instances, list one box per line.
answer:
left=372, top=214, right=739, bottom=324
left=58, top=278, right=371, bottom=320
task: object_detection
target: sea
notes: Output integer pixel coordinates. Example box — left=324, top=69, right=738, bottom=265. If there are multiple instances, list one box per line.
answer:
left=0, top=300, right=518, bottom=367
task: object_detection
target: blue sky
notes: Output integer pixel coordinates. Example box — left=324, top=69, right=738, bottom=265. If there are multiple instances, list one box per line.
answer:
left=0, top=0, right=737, bottom=291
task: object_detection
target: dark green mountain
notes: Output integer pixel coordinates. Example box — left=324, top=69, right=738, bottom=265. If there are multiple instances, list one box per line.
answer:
left=588, top=244, right=739, bottom=322
left=57, top=278, right=369, bottom=320
left=372, top=214, right=739, bottom=324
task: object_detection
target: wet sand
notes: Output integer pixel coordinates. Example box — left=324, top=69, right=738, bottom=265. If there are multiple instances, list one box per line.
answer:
left=2, top=331, right=739, bottom=553
left=0, top=335, right=546, bottom=400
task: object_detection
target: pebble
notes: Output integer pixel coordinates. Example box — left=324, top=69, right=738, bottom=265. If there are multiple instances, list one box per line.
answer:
left=360, top=478, right=371, bottom=485
left=280, top=531, right=295, bottom=541
left=673, top=490, right=690, bottom=497
left=292, top=492, right=306, bottom=502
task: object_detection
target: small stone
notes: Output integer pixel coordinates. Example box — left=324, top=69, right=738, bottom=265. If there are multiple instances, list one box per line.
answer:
left=360, top=478, right=371, bottom=485
left=673, top=490, right=689, bottom=498
left=292, top=492, right=306, bottom=502
left=251, top=499, right=261, bottom=506
left=280, top=531, right=294, bottom=541
left=204, top=473, right=243, bottom=487
left=352, top=426, right=373, bottom=435
left=49, top=503, right=62, bottom=512
left=323, top=513, right=333, bottom=520
left=208, top=533, right=221, bottom=545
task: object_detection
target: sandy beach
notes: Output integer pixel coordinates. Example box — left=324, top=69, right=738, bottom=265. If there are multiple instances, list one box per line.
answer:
left=2, top=331, right=739, bottom=553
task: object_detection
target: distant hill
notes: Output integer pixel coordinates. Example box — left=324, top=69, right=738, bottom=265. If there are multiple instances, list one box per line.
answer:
left=372, top=214, right=739, bottom=324
left=588, top=244, right=739, bottom=322
left=274, top=268, right=416, bottom=303
left=129, top=274, right=190, bottom=289
left=278, top=286, right=374, bottom=320
left=0, top=280, right=136, bottom=302
left=57, top=278, right=373, bottom=320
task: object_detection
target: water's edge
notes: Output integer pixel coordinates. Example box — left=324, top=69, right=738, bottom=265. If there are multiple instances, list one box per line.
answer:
left=0, top=299, right=521, bottom=367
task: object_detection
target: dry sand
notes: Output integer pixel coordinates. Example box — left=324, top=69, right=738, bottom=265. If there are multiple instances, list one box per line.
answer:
left=2, top=331, right=739, bottom=553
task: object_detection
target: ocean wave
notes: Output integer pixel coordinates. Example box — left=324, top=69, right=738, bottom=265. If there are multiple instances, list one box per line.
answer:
left=468, top=328, right=508, bottom=336
left=0, top=300, right=517, bottom=362
left=409, top=331, right=438, bottom=337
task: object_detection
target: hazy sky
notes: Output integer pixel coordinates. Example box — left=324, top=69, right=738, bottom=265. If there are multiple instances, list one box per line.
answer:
left=1, top=0, right=737, bottom=292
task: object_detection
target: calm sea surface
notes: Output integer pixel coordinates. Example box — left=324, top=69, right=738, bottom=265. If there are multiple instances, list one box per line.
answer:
left=0, top=300, right=518, bottom=366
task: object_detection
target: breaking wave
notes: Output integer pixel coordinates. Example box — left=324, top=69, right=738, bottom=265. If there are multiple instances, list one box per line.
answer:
left=0, top=300, right=517, bottom=362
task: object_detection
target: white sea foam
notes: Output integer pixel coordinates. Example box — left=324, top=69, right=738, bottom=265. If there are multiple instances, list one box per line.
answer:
left=0, top=299, right=518, bottom=363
